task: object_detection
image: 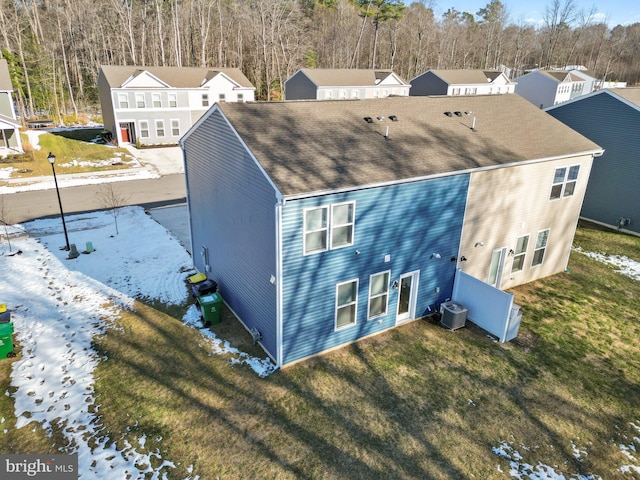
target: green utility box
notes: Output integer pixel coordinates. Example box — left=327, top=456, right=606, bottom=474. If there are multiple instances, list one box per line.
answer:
left=197, top=292, right=223, bottom=326
left=0, top=322, right=14, bottom=359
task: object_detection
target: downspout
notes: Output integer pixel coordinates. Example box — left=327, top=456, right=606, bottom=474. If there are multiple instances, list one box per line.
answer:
left=275, top=196, right=285, bottom=368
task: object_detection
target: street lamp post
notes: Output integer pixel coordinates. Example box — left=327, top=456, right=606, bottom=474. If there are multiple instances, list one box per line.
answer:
left=47, top=152, right=70, bottom=251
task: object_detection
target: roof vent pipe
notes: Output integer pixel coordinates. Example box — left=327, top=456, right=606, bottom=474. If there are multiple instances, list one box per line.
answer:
left=385, top=126, right=389, bottom=139
left=471, top=117, right=476, bottom=130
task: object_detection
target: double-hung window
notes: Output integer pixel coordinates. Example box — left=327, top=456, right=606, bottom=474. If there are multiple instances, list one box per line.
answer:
left=336, top=279, right=358, bottom=329
left=139, top=120, right=150, bottom=138
left=202, top=94, right=209, bottom=107
left=218, top=93, right=226, bottom=102
left=368, top=271, right=390, bottom=320
left=155, top=120, right=165, bottom=137
left=171, top=119, right=180, bottom=137
left=304, top=202, right=355, bottom=255
left=118, top=94, right=129, bottom=108
left=532, top=229, right=550, bottom=267
left=168, top=94, right=177, bottom=107
left=135, top=93, right=145, bottom=108
left=152, top=93, right=161, bottom=108
left=550, top=165, right=580, bottom=200
left=511, top=234, right=529, bottom=273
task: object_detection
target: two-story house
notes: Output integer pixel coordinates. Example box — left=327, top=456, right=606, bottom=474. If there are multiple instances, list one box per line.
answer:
left=0, top=58, right=23, bottom=155
left=410, top=69, right=516, bottom=96
left=514, top=70, right=586, bottom=108
left=98, top=65, right=255, bottom=146
left=284, top=69, right=410, bottom=100
left=546, top=88, right=640, bottom=236
left=180, top=95, right=601, bottom=368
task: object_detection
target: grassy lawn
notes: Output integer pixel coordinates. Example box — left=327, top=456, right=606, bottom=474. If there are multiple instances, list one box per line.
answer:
left=0, top=131, right=136, bottom=179
left=1, top=223, right=639, bottom=479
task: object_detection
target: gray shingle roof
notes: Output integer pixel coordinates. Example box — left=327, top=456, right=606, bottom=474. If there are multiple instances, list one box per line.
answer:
left=610, top=87, right=640, bottom=106
left=99, top=65, right=255, bottom=89
left=296, top=69, right=408, bottom=87
left=429, top=69, right=504, bottom=85
left=215, top=95, right=602, bottom=197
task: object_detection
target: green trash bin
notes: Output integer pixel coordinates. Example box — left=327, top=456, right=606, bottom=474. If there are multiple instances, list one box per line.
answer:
left=197, top=292, right=223, bottom=326
left=0, top=322, right=14, bottom=359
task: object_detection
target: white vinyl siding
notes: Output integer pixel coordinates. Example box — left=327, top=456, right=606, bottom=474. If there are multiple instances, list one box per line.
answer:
left=336, top=279, right=358, bottom=330
left=368, top=271, right=390, bottom=320
left=532, top=229, right=550, bottom=267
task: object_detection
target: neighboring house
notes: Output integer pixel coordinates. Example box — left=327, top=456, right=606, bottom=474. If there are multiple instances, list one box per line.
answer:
left=514, top=70, right=587, bottom=108
left=0, top=58, right=23, bottom=155
left=410, top=69, right=516, bottom=96
left=180, top=95, right=601, bottom=368
left=284, top=68, right=410, bottom=100
left=568, top=69, right=626, bottom=92
left=546, top=88, right=640, bottom=236
left=98, top=65, right=255, bottom=146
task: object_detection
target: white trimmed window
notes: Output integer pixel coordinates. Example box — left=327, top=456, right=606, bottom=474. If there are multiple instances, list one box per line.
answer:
left=171, top=119, right=180, bottom=137
left=118, top=94, right=128, bottom=108
left=139, top=120, right=150, bottom=138
left=511, top=234, right=529, bottom=273
left=550, top=165, right=580, bottom=200
left=330, top=203, right=354, bottom=249
left=237, top=93, right=244, bottom=102
left=324, top=90, right=332, bottom=99
left=373, top=89, right=379, bottom=98
left=452, top=87, right=461, bottom=95
left=351, top=90, right=358, bottom=99
left=168, top=94, right=177, bottom=107
left=368, top=271, right=390, bottom=320
left=218, top=93, right=226, bottom=102
left=135, top=93, right=145, bottom=108
left=202, top=94, right=209, bottom=107
left=152, top=93, right=161, bottom=108
left=336, top=279, right=358, bottom=330
left=155, top=120, right=165, bottom=137
left=304, top=202, right=355, bottom=255
left=532, top=229, right=550, bottom=267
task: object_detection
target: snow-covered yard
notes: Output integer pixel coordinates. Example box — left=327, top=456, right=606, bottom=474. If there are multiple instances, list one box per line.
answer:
left=1, top=206, right=275, bottom=478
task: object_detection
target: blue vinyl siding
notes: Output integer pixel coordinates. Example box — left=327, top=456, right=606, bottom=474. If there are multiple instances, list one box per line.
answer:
left=280, top=175, right=469, bottom=365
left=183, top=109, right=279, bottom=358
left=548, top=93, right=640, bottom=234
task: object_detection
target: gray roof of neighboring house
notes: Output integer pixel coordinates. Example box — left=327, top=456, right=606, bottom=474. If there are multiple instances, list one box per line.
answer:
left=540, top=70, right=583, bottom=83
left=99, top=65, right=255, bottom=89
left=0, top=59, right=13, bottom=91
left=610, top=87, right=640, bottom=107
left=211, top=95, right=602, bottom=197
left=426, top=69, right=508, bottom=85
left=294, top=68, right=408, bottom=87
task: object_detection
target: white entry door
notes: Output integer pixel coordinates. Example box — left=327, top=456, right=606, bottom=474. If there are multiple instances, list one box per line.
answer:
left=488, top=247, right=507, bottom=289
left=396, top=271, right=419, bottom=323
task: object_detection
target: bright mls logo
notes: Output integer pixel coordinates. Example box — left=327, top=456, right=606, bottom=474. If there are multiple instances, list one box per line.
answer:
left=0, top=454, right=77, bottom=479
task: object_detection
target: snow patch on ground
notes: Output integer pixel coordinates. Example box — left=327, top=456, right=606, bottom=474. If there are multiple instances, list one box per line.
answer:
left=573, top=247, right=640, bottom=281
left=1, top=206, right=274, bottom=478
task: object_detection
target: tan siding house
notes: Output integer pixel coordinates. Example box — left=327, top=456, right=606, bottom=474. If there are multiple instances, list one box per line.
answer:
left=458, top=154, right=594, bottom=290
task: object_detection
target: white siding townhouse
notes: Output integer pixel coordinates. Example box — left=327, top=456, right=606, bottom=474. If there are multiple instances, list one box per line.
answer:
left=98, top=65, right=255, bottom=146
left=514, top=70, right=586, bottom=109
left=284, top=69, right=410, bottom=100
left=410, top=69, right=516, bottom=96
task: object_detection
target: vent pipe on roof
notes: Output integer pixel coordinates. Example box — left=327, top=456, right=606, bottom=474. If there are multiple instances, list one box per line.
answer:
left=471, top=117, right=476, bottom=131
left=384, top=126, right=389, bottom=139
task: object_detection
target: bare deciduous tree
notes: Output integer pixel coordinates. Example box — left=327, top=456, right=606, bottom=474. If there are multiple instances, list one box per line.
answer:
left=95, top=184, right=130, bottom=236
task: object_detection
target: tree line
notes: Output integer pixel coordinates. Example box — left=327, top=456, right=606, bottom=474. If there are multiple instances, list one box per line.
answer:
left=1, top=0, right=638, bottom=123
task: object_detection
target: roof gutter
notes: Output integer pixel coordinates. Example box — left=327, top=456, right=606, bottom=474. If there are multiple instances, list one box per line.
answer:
left=281, top=149, right=605, bottom=202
